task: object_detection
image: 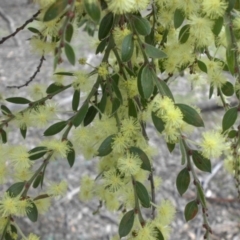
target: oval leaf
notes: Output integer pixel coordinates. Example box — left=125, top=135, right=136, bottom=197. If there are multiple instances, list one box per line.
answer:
left=6, top=97, right=31, bottom=104
left=118, top=210, right=135, bottom=238
left=67, top=140, right=75, bottom=167
left=155, top=78, right=174, bottom=100
left=43, top=0, right=68, bottom=22
left=179, top=24, right=190, bottom=44
left=20, top=127, right=27, bottom=139
left=33, top=174, right=42, bottom=188
left=184, top=200, right=198, bottom=222
left=140, top=65, right=155, bottom=99
left=132, top=15, right=151, bottom=36
left=152, top=112, right=165, bottom=133
left=72, top=90, right=80, bottom=111
left=72, top=102, right=89, bottom=127
left=226, top=47, right=235, bottom=75
left=145, top=43, right=167, bottom=59
left=46, top=83, right=63, bottom=94
left=222, top=107, right=238, bottom=133
left=65, top=42, right=75, bottom=65
left=99, top=12, right=114, bottom=40
left=28, top=146, right=48, bottom=160
left=97, top=134, right=115, bottom=157
left=112, top=97, right=121, bottom=114
left=7, top=182, right=25, bottom=197
left=176, top=168, right=190, bottom=196
left=0, top=129, right=7, bottom=144
left=65, top=23, right=74, bottom=42
left=44, top=121, right=67, bottom=136
left=121, top=34, right=134, bottom=62
left=212, top=17, right=223, bottom=36
left=136, top=181, right=151, bottom=208
left=27, top=202, right=38, bottom=222
left=84, top=0, right=101, bottom=23
left=129, top=147, right=151, bottom=171
left=192, top=151, right=211, bottom=173
left=174, top=9, right=185, bottom=29
left=221, top=81, right=234, bottom=96
left=197, top=60, right=207, bottom=73
left=1, top=105, right=12, bottom=115
left=128, top=98, right=138, bottom=118
left=176, top=103, right=204, bottom=127
left=84, top=105, right=98, bottom=126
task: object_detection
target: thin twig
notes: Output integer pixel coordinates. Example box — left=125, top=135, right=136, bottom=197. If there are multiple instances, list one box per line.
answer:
left=7, top=55, right=45, bottom=89
left=0, top=10, right=40, bottom=45
left=148, top=171, right=156, bottom=219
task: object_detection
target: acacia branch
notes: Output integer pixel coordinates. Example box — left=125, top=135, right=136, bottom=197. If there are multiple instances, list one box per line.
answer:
left=0, top=10, right=40, bottom=45
left=7, top=55, right=45, bottom=89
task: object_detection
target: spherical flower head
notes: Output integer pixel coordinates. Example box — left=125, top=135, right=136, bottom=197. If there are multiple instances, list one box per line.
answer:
left=199, top=130, right=227, bottom=159
left=132, top=0, right=149, bottom=12
left=123, top=77, right=139, bottom=98
left=151, top=96, right=174, bottom=116
left=103, top=169, right=124, bottom=192
left=47, top=180, right=68, bottom=197
left=224, top=155, right=235, bottom=174
left=29, top=37, right=55, bottom=56
left=208, top=71, right=226, bottom=88
left=112, top=133, right=130, bottom=154
left=78, top=58, right=87, bottom=65
left=0, top=192, right=20, bottom=217
left=113, top=26, right=131, bottom=46
left=98, top=62, right=109, bottom=80
left=117, top=152, right=142, bottom=176
left=14, top=111, right=33, bottom=130
left=72, top=71, right=92, bottom=92
left=189, top=15, right=214, bottom=47
left=105, top=192, right=119, bottom=211
left=16, top=199, right=33, bottom=217
left=29, top=83, right=46, bottom=100
left=42, top=139, right=71, bottom=159
left=34, top=198, right=51, bottom=214
left=135, top=222, right=156, bottom=240
left=9, top=146, right=32, bottom=170
left=156, top=200, right=175, bottom=225
left=26, top=233, right=40, bottom=240
left=120, top=117, right=141, bottom=137
left=106, top=0, right=135, bottom=14
left=161, top=106, right=183, bottom=129
left=202, top=0, right=227, bottom=19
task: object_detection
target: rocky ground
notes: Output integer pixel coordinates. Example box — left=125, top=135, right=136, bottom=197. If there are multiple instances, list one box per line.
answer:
left=0, top=1, right=239, bottom=240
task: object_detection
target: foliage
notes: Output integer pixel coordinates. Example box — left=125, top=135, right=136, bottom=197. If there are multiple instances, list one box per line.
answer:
left=0, top=0, right=240, bottom=239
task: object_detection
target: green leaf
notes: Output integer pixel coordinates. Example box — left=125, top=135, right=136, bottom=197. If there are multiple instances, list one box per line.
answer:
left=176, top=168, right=190, bottom=196
left=27, top=202, right=38, bottom=222
left=155, top=79, right=174, bottom=100
left=112, top=98, right=121, bottom=114
left=84, top=0, right=101, bottom=23
left=222, top=107, right=238, bottom=133
left=176, top=103, right=204, bottom=127
left=227, top=0, right=236, bottom=12
left=132, top=15, right=151, bottom=36
left=121, top=34, right=134, bottom=62
left=6, top=97, right=31, bottom=104
left=179, top=138, right=187, bottom=165
left=72, top=102, right=89, bottom=127
left=152, top=112, right=165, bottom=133
left=209, top=85, right=214, bottom=99
left=179, top=24, right=190, bottom=44
left=112, top=78, right=123, bottom=103
left=84, top=105, right=98, bottom=126
left=197, top=60, right=207, bottom=73
left=98, top=92, right=107, bottom=113
left=33, top=174, right=42, bottom=188
left=228, top=129, right=237, bottom=138
left=97, top=134, right=115, bottom=157
left=67, top=140, right=75, bottom=167
left=197, top=184, right=206, bottom=208
left=99, top=12, right=114, bottom=40
left=129, top=147, right=151, bottom=171
left=72, top=90, right=80, bottom=111
left=43, top=0, right=68, bottom=22
left=65, top=42, right=76, bottom=65
left=136, top=181, right=151, bottom=208
left=54, top=72, right=74, bottom=76
left=226, top=47, right=235, bottom=75
left=46, top=83, right=63, bottom=94
left=44, top=121, right=67, bottom=136
left=7, top=182, right=25, bottom=197
left=0, top=129, right=7, bottom=143
left=128, top=98, right=138, bottom=118
left=140, top=65, right=155, bottom=99
left=137, top=65, right=145, bottom=99
left=174, top=9, right=185, bottom=29
left=1, top=105, right=12, bottom=115
left=221, top=81, right=234, bottom=96
left=167, top=142, right=175, bottom=153
left=65, top=23, right=74, bottom=42
left=20, top=127, right=27, bottom=139
left=192, top=151, right=211, bottom=173
left=212, top=17, right=223, bottom=36
left=28, top=146, right=48, bottom=160
left=27, top=27, right=41, bottom=34
left=96, top=38, right=107, bottom=54
left=118, top=210, right=135, bottom=238
left=154, top=227, right=164, bottom=240
left=184, top=200, right=198, bottom=222
left=145, top=43, right=167, bottom=59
